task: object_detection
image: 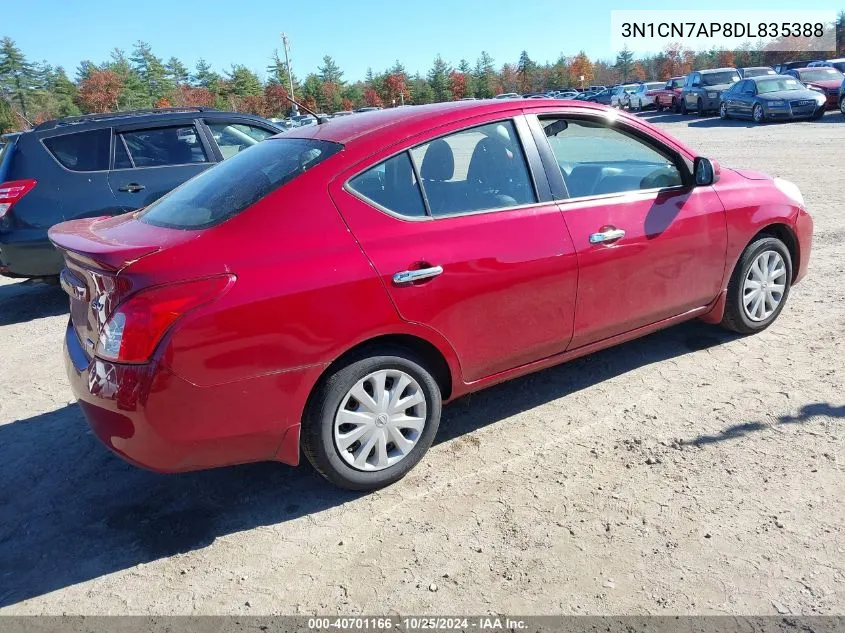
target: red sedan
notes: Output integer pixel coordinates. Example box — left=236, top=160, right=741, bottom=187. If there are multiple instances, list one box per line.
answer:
left=786, top=67, right=844, bottom=109
left=651, top=76, right=686, bottom=112
left=50, top=101, right=813, bottom=490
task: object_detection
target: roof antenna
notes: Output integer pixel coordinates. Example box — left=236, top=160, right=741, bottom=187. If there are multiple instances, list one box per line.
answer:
left=285, top=95, right=325, bottom=124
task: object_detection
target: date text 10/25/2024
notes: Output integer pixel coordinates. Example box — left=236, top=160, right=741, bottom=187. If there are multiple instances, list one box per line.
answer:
left=308, top=617, right=528, bottom=630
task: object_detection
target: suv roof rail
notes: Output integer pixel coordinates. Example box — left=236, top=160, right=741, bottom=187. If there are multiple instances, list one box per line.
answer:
left=34, top=107, right=219, bottom=131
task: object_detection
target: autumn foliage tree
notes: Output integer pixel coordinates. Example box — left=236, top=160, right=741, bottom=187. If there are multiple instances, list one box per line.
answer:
left=363, top=88, right=383, bottom=107
left=78, top=70, right=123, bottom=112
left=448, top=71, right=468, bottom=100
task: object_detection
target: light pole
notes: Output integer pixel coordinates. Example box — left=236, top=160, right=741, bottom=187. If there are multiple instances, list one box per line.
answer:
left=281, top=32, right=297, bottom=115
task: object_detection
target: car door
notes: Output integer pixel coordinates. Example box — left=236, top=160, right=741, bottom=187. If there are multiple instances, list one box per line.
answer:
left=108, top=119, right=215, bottom=213
left=528, top=111, right=727, bottom=349
left=202, top=118, right=280, bottom=160
left=738, top=81, right=757, bottom=117
left=330, top=114, right=579, bottom=383
left=684, top=73, right=700, bottom=109
left=723, top=81, right=741, bottom=115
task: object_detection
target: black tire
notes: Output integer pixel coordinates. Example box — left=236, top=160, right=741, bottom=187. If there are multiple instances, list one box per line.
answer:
left=811, top=106, right=825, bottom=120
left=720, top=236, right=793, bottom=335
left=656, top=102, right=663, bottom=112
left=680, top=98, right=688, bottom=115
left=697, top=98, right=705, bottom=116
left=302, top=348, right=442, bottom=491
left=840, top=96, right=845, bottom=115
left=672, top=98, right=679, bottom=113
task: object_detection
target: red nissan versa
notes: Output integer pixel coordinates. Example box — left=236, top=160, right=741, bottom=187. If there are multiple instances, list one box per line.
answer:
left=49, top=100, right=813, bottom=491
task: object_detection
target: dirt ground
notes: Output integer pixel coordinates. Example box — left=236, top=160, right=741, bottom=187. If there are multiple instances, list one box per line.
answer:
left=0, top=111, right=843, bottom=616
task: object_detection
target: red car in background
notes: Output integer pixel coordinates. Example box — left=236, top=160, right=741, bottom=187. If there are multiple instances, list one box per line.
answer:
left=50, top=100, right=813, bottom=491
left=786, top=67, right=844, bottom=109
left=651, top=76, right=686, bottom=112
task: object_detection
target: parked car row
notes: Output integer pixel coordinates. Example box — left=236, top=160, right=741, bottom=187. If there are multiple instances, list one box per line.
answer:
left=597, top=58, right=845, bottom=124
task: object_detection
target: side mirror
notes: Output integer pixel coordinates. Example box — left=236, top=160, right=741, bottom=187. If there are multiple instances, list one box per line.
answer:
left=694, top=157, right=721, bottom=186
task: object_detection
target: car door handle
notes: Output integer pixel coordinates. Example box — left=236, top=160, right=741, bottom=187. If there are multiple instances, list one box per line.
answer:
left=393, top=266, right=444, bottom=285
left=589, top=228, right=626, bottom=244
left=118, top=183, right=145, bottom=193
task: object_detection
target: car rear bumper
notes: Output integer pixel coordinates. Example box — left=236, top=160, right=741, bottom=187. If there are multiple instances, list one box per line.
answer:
left=0, top=229, right=64, bottom=277
left=64, top=323, right=314, bottom=472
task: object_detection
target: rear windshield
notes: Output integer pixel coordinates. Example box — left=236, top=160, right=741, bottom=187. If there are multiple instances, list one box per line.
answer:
left=702, top=71, right=740, bottom=86
left=138, top=137, right=342, bottom=230
left=797, top=68, right=844, bottom=81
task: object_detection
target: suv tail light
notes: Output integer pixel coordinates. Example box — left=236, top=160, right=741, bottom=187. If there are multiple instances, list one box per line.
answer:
left=97, top=275, right=235, bottom=363
left=0, top=179, right=37, bottom=220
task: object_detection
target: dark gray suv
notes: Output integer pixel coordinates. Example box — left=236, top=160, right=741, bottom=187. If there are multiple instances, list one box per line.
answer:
left=680, top=68, right=741, bottom=115
left=0, top=108, right=281, bottom=278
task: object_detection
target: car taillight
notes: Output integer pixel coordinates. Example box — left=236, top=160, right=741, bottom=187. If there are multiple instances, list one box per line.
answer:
left=0, top=179, right=37, bottom=220
left=97, top=275, right=235, bottom=363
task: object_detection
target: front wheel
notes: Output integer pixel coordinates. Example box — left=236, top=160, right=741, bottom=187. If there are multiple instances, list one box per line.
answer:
left=302, top=349, right=442, bottom=491
left=753, top=104, right=765, bottom=124
left=697, top=98, right=705, bottom=116
left=720, top=236, right=793, bottom=334
left=719, top=102, right=729, bottom=119
left=680, top=98, right=688, bottom=115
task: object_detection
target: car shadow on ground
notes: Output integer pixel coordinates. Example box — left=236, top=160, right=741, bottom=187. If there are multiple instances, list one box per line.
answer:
left=0, top=279, right=67, bottom=326
left=0, top=319, right=758, bottom=607
left=687, top=402, right=845, bottom=446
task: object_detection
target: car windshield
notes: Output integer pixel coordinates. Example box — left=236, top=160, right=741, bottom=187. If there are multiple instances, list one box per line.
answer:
left=744, top=68, right=775, bottom=77
left=138, top=138, right=342, bottom=230
left=702, top=71, right=740, bottom=86
left=756, top=78, right=804, bottom=93
left=798, top=68, right=843, bottom=81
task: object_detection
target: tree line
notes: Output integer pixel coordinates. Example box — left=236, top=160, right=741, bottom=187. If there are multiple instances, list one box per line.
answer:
left=2, top=20, right=844, bottom=133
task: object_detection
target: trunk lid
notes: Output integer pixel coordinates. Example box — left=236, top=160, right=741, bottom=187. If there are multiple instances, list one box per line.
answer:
left=49, top=213, right=199, bottom=355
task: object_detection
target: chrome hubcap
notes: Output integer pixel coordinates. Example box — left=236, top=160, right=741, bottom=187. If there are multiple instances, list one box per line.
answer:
left=333, top=369, right=426, bottom=471
left=743, top=250, right=787, bottom=322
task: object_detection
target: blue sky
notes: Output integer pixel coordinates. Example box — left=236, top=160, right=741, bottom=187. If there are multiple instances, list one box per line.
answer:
left=6, top=0, right=842, bottom=82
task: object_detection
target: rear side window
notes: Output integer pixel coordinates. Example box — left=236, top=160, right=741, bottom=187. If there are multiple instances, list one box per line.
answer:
left=138, top=138, right=342, bottom=229
left=348, top=153, right=426, bottom=217
left=120, top=126, right=208, bottom=167
left=43, top=129, right=111, bottom=171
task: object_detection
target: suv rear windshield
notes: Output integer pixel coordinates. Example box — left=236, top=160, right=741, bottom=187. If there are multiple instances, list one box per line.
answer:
left=138, top=138, right=342, bottom=229
left=702, top=71, right=740, bottom=86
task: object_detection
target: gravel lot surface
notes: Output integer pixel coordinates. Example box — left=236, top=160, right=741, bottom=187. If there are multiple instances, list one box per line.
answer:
left=0, top=111, right=843, bottom=615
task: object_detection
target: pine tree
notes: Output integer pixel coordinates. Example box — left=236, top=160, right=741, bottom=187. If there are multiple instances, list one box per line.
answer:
left=458, top=59, right=475, bottom=98
left=131, top=41, right=174, bottom=104
left=474, top=51, right=496, bottom=98
left=0, top=37, right=37, bottom=120
left=192, top=59, right=220, bottom=89
left=105, top=48, right=147, bottom=109
left=166, top=57, right=190, bottom=86
left=317, top=56, right=344, bottom=85
left=614, top=48, right=634, bottom=82
left=267, top=50, right=298, bottom=94
left=517, top=50, right=535, bottom=93
left=225, top=65, right=262, bottom=97
left=427, top=55, right=451, bottom=102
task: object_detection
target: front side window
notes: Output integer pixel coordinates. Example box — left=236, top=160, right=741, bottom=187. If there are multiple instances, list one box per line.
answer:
left=43, top=129, right=111, bottom=171
left=541, top=117, right=684, bottom=199
left=138, top=138, right=341, bottom=229
left=120, top=125, right=208, bottom=167
left=207, top=122, right=275, bottom=159
left=410, top=120, right=536, bottom=216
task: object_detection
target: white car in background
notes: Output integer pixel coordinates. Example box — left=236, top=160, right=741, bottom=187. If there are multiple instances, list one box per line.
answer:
left=624, top=82, right=666, bottom=111
left=610, top=83, right=639, bottom=108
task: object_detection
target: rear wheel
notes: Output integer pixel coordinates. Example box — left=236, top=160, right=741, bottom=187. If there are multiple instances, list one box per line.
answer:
left=720, top=236, right=792, bottom=334
left=302, top=349, right=442, bottom=491
left=753, top=104, right=765, bottom=124
left=672, top=98, right=680, bottom=113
